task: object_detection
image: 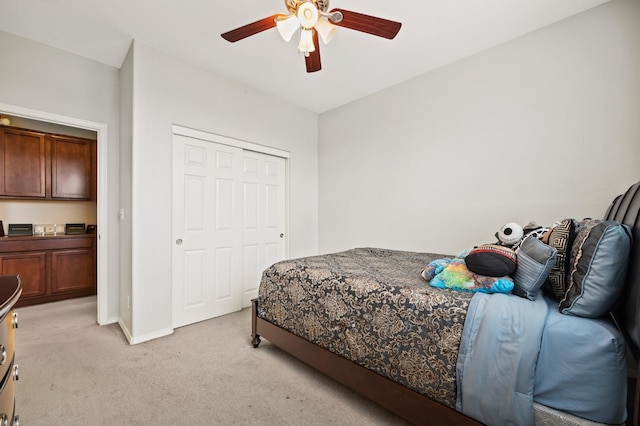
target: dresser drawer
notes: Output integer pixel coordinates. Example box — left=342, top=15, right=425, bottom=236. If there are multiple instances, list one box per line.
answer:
left=0, top=356, right=15, bottom=425
left=0, top=312, right=15, bottom=384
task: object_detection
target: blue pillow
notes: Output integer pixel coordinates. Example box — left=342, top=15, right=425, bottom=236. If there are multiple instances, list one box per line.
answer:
left=513, top=237, right=557, bottom=300
left=559, top=219, right=632, bottom=318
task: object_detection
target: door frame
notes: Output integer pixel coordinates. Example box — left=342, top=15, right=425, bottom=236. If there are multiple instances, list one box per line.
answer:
left=0, top=102, right=111, bottom=325
left=172, top=125, right=291, bottom=161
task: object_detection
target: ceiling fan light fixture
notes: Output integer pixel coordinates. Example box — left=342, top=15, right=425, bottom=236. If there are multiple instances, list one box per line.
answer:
left=297, top=2, right=319, bottom=29
left=221, top=1, right=402, bottom=73
left=276, top=15, right=300, bottom=42
left=326, top=10, right=343, bottom=24
left=298, top=28, right=316, bottom=54
left=314, top=17, right=336, bottom=44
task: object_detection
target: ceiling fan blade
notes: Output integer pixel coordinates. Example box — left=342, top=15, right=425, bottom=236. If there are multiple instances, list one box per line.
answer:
left=330, top=9, right=401, bottom=39
left=305, top=31, right=322, bottom=73
left=221, top=14, right=282, bottom=42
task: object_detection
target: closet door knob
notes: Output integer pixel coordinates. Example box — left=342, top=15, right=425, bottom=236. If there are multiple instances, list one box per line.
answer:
left=176, top=239, right=183, bottom=245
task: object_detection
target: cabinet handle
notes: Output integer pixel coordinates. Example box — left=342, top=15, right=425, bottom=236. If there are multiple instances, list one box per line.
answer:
left=11, top=312, right=18, bottom=329
left=12, top=364, right=18, bottom=381
left=0, top=346, right=5, bottom=365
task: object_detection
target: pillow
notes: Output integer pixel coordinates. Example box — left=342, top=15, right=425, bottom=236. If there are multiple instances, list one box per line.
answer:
left=464, top=244, right=517, bottom=277
left=422, top=258, right=514, bottom=294
left=512, top=236, right=557, bottom=300
left=543, top=219, right=577, bottom=300
left=559, top=219, right=632, bottom=318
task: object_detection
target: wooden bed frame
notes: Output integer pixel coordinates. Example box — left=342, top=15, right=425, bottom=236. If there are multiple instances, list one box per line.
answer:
left=251, top=298, right=482, bottom=426
left=251, top=299, right=638, bottom=426
left=251, top=180, right=640, bottom=426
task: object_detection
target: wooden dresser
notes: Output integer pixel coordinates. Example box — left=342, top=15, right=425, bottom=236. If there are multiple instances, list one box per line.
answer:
left=0, top=275, right=21, bottom=426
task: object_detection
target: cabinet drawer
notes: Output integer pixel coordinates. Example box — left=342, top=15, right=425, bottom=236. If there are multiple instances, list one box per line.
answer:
left=0, top=357, right=15, bottom=425
left=0, top=312, right=15, bottom=383
left=0, top=236, right=95, bottom=253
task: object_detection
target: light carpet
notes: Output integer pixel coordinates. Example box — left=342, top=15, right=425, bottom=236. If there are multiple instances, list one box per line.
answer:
left=14, top=296, right=408, bottom=425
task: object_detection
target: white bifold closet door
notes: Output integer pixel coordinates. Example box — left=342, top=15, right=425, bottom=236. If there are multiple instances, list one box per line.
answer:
left=172, top=134, right=286, bottom=328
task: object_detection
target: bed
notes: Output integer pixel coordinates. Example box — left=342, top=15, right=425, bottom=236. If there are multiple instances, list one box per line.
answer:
left=251, top=180, right=640, bottom=426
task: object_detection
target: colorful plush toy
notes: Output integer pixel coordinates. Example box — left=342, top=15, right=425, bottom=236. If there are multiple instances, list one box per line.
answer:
left=421, top=257, right=514, bottom=294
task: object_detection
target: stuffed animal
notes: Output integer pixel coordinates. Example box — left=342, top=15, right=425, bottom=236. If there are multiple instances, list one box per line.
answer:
left=421, top=257, right=514, bottom=294
left=495, top=222, right=524, bottom=247
left=463, top=222, right=523, bottom=277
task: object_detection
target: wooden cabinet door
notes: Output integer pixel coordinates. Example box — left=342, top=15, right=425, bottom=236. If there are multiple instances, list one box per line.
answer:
left=0, top=128, right=47, bottom=198
left=50, top=248, right=95, bottom=294
left=50, top=135, right=92, bottom=199
left=0, top=252, right=47, bottom=299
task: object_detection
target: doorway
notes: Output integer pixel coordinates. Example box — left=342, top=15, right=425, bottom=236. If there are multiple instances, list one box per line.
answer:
left=0, top=102, right=111, bottom=324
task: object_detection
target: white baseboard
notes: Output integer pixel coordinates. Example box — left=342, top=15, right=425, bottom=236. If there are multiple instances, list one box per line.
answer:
left=118, top=320, right=174, bottom=345
left=99, top=316, right=119, bottom=326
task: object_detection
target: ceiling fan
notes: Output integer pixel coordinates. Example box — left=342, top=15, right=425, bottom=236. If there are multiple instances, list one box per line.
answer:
left=221, top=0, right=402, bottom=73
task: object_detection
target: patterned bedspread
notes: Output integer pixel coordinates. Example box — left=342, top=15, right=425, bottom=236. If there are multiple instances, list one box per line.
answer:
left=258, top=247, right=474, bottom=408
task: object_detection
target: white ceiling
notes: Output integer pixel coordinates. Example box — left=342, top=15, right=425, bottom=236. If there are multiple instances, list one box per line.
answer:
left=0, top=0, right=610, bottom=113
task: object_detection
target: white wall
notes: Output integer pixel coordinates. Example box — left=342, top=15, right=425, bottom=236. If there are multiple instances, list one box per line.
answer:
left=118, top=44, right=134, bottom=335
left=126, top=41, right=318, bottom=342
left=0, top=30, right=121, bottom=320
left=0, top=200, right=96, bottom=227
left=318, top=0, right=640, bottom=256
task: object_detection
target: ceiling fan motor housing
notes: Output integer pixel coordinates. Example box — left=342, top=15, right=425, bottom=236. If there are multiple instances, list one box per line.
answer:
left=285, top=0, right=330, bottom=15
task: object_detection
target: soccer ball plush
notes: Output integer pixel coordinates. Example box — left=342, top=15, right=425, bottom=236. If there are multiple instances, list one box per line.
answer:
left=495, top=222, right=524, bottom=247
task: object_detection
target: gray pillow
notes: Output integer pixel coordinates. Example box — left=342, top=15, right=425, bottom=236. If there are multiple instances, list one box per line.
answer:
left=513, top=236, right=557, bottom=300
left=559, top=219, right=632, bottom=318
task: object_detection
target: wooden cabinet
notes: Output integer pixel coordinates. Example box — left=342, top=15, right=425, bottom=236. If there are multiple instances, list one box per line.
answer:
left=0, top=126, right=96, bottom=200
left=0, top=128, right=46, bottom=198
left=51, top=134, right=92, bottom=199
left=0, top=275, right=21, bottom=426
left=0, top=235, right=96, bottom=307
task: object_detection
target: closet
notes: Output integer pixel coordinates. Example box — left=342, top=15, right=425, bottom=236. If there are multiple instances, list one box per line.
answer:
left=172, top=132, right=287, bottom=327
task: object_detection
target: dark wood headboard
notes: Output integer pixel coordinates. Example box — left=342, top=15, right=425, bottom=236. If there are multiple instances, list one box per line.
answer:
left=605, top=180, right=640, bottom=361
